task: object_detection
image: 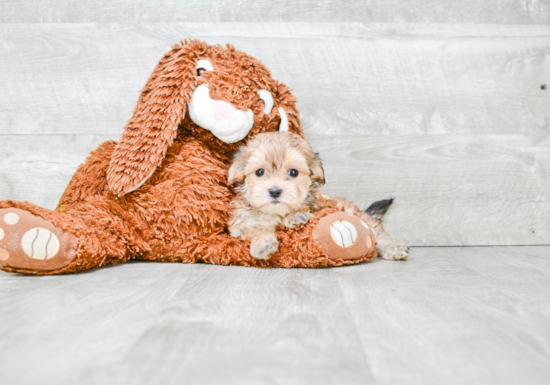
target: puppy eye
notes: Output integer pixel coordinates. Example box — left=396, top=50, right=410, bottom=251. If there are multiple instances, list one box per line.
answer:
left=197, top=68, right=206, bottom=77
left=256, top=169, right=265, bottom=177
left=288, top=169, right=298, bottom=177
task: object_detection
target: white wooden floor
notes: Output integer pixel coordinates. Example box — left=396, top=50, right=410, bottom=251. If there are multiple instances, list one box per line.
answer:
left=1, top=246, right=549, bottom=385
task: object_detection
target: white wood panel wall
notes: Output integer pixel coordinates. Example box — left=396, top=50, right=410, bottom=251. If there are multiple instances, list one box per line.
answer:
left=1, top=0, right=549, bottom=24
left=0, top=4, right=549, bottom=246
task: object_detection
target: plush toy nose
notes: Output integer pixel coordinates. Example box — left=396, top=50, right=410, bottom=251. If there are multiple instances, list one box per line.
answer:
left=269, top=188, right=282, bottom=199
left=213, top=100, right=235, bottom=120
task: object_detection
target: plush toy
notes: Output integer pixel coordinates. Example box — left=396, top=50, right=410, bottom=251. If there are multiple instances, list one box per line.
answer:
left=0, top=40, right=408, bottom=275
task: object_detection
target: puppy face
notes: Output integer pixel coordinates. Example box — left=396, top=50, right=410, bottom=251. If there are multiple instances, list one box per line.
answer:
left=229, top=132, right=325, bottom=216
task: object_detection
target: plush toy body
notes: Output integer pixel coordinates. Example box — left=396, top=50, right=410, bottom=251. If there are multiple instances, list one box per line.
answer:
left=0, top=40, right=408, bottom=275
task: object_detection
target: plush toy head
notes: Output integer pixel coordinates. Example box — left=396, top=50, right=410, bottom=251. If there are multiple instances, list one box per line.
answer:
left=107, top=40, right=302, bottom=197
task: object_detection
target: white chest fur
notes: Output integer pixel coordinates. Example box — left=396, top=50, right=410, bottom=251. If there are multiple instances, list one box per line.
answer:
left=229, top=209, right=283, bottom=240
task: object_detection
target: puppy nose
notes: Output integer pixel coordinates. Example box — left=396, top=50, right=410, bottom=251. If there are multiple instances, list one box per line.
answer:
left=269, top=188, right=282, bottom=199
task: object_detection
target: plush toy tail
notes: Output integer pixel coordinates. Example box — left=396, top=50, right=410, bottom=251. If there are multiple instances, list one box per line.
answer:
left=365, top=198, right=394, bottom=220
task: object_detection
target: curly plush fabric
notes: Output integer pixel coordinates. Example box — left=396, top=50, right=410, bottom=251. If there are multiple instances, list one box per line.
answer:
left=0, top=40, right=381, bottom=275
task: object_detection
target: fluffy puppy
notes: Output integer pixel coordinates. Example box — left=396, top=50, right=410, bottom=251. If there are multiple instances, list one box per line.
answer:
left=228, top=132, right=325, bottom=259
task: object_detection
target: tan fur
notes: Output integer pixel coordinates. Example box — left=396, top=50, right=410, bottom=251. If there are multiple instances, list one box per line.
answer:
left=228, top=132, right=319, bottom=259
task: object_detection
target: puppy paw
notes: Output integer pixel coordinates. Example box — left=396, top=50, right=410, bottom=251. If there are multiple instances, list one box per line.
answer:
left=378, top=241, right=409, bottom=260
left=250, top=234, right=279, bottom=260
left=284, top=211, right=314, bottom=229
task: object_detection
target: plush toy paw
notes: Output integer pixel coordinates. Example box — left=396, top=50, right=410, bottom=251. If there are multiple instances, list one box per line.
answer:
left=312, top=211, right=376, bottom=261
left=250, top=233, right=279, bottom=260
left=0, top=208, right=77, bottom=271
left=283, top=211, right=315, bottom=229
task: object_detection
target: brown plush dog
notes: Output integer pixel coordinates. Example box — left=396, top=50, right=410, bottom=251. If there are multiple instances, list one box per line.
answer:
left=0, top=40, right=407, bottom=275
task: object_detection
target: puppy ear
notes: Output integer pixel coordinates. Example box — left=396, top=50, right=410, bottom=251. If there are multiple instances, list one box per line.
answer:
left=290, top=133, right=325, bottom=187
left=228, top=146, right=248, bottom=184
left=309, top=152, right=325, bottom=187
left=106, top=40, right=207, bottom=197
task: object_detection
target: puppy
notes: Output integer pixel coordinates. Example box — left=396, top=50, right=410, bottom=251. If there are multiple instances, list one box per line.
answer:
left=227, top=131, right=325, bottom=260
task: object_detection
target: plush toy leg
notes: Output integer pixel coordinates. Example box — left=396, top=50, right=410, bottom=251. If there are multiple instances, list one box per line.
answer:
left=0, top=207, right=77, bottom=272
left=309, top=196, right=409, bottom=262
left=311, top=211, right=377, bottom=263
left=0, top=201, right=129, bottom=275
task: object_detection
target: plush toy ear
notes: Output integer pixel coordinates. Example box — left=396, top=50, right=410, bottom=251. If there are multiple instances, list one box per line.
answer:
left=276, top=82, right=302, bottom=136
left=228, top=146, right=248, bottom=185
left=107, top=40, right=206, bottom=196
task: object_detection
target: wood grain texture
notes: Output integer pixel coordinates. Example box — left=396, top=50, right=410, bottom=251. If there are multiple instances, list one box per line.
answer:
left=0, top=246, right=549, bottom=384
left=335, top=246, right=550, bottom=385
left=1, top=133, right=547, bottom=246
left=0, top=23, right=548, bottom=136
left=0, top=0, right=549, bottom=24
left=0, top=22, right=548, bottom=246
left=311, top=134, right=550, bottom=246
left=0, top=135, right=117, bottom=209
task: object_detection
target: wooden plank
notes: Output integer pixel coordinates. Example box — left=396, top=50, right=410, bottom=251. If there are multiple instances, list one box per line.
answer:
left=0, top=23, right=548, bottom=246
left=1, top=246, right=550, bottom=384
left=0, top=262, right=373, bottom=385
left=0, top=133, right=547, bottom=246
left=309, top=133, right=550, bottom=246
left=0, top=135, right=118, bottom=209
left=0, top=0, right=549, bottom=24
left=0, top=23, right=548, bottom=136
left=336, top=246, right=550, bottom=385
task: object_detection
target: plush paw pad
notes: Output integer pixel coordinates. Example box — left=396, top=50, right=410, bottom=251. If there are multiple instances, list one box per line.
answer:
left=330, top=220, right=357, bottom=247
left=0, top=208, right=77, bottom=271
left=0, top=247, right=9, bottom=261
left=21, top=228, right=60, bottom=260
left=3, top=212, right=19, bottom=225
left=312, top=211, right=376, bottom=261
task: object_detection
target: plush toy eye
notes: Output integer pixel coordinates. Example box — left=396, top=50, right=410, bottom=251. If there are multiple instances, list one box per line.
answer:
left=257, top=90, right=274, bottom=114
left=256, top=169, right=265, bottom=177
left=195, top=59, right=214, bottom=78
left=288, top=169, right=298, bottom=177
